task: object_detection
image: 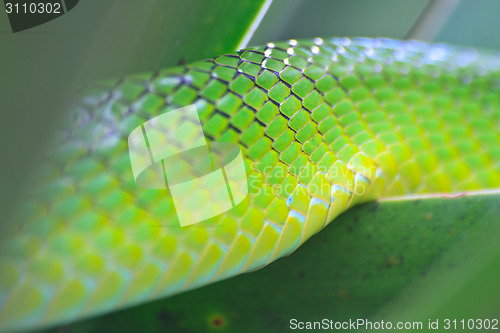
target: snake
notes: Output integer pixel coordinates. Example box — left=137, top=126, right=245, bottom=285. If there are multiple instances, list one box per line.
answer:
left=1, top=37, right=499, bottom=332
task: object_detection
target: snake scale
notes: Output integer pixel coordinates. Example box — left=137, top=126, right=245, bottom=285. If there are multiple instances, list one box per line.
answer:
left=1, top=37, right=500, bottom=331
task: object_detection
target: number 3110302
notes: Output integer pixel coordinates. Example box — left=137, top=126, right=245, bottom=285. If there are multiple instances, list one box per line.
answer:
left=5, top=2, right=62, bottom=14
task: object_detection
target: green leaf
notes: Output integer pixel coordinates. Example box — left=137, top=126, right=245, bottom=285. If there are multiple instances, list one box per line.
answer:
left=78, top=0, right=272, bottom=78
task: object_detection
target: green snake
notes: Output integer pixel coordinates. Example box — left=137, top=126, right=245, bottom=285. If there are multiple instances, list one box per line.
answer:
left=1, top=37, right=500, bottom=331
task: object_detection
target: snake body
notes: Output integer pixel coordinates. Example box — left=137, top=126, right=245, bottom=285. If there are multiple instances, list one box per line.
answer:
left=1, top=37, right=500, bottom=331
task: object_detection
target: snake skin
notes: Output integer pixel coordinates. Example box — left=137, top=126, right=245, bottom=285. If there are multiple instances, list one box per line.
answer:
left=1, top=37, right=500, bottom=331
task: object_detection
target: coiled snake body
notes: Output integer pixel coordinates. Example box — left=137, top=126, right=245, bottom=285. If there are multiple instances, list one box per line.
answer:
left=1, top=37, right=500, bottom=331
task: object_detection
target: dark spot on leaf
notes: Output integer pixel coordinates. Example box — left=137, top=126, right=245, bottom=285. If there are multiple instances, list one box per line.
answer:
left=368, top=202, right=379, bottom=212
left=209, top=314, right=227, bottom=328
left=386, top=255, right=403, bottom=268
left=57, top=325, right=70, bottom=333
left=177, top=58, right=186, bottom=66
left=212, top=317, right=223, bottom=327
left=338, top=288, right=350, bottom=300
left=158, top=309, right=171, bottom=324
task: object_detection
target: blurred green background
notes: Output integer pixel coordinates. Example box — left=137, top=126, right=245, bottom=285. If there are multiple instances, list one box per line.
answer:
left=1, top=0, right=500, bottom=332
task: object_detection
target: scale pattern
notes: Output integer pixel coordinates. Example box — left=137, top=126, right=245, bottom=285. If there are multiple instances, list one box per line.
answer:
left=1, top=38, right=500, bottom=331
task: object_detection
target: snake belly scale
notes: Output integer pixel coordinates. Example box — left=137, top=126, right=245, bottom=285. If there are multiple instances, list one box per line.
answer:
left=1, top=37, right=500, bottom=331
